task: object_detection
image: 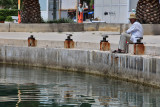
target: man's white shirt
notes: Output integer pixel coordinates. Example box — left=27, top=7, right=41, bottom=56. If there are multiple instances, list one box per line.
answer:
left=126, top=22, right=143, bottom=43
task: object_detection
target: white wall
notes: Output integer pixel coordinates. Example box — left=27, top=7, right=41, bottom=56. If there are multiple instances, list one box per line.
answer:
left=40, top=0, right=77, bottom=21
left=40, top=0, right=60, bottom=21
left=41, top=11, right=49, bottom=21
left=61, top=0, right=77, bottom=10
left=39, top=0, right=49, bottom=21
left=94, top=0, right=130, bottom=23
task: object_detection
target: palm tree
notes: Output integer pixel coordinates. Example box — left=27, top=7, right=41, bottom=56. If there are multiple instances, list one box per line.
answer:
left=21, top=0, right=41, bottom=23
left=136, top=0, right=160, bottom=24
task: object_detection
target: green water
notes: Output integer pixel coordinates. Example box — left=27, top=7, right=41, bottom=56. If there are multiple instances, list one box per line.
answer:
left=0, top=65, right=160, bottom=107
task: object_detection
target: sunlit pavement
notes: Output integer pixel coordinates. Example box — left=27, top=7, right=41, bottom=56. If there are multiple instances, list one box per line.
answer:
left=0, top=32, right=160, bottom=46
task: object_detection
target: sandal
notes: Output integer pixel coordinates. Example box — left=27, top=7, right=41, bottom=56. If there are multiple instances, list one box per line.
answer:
left=117, top=49, right=125, bottom=53
left=112, top=50, right=118, bottom=53
left=112, top=49, right=125, bottom=53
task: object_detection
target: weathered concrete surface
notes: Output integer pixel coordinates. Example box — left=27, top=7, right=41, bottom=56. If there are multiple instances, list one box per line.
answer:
left=1, top=23, right=160, bottom=35
left=0, top=23, right=121, bottom=32
left=142, top=24, right=160, bottom=35
left=0, top=31, right=159, bottom=55
left=7, top=23, right=84, bottom=32
left=0, top=46, right=160, bottom=87
left=84, top=23, right=121, bottom=32
left=0, top=23, right=10, bottom=32
left=0, top=38, right=160, bottom=56
left=121, top=24, right=160, bottom=35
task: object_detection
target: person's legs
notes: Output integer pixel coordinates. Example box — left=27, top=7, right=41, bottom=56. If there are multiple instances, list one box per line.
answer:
left=118, top=33, right=132, bottom=52
left=126, top=34, right=133, bottom=44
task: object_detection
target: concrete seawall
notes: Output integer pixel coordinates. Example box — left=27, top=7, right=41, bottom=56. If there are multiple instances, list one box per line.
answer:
left=0, top=46, right=160, bottom=87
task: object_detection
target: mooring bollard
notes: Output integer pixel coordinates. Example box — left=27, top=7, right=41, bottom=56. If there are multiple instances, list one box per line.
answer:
left=28, top=35, right=36, bottom=47
left=100, top=34, right=110, bottom=51
left=64, top=34, right=74, bottom=49
left=129, top=37, right=145, bottom=55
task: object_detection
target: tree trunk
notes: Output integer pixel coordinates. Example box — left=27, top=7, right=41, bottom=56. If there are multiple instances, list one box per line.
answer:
left=21, top=0, right=41, bottom=23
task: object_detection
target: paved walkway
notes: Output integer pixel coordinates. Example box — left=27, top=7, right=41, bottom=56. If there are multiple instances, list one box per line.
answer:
left=0, top=32, right=160, bottom=46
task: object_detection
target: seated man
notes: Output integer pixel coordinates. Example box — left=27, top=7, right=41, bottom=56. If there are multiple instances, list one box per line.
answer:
left=113, top=13, right=144, bottom=53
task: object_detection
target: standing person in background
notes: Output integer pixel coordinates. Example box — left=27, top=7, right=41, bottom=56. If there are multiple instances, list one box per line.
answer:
left=113, top=13, right=144, bottom=53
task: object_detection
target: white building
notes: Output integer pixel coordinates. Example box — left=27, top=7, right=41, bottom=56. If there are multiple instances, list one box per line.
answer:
left=94, top=0, right=139, bottom=23
left=39, top=0, right=78, bottom=21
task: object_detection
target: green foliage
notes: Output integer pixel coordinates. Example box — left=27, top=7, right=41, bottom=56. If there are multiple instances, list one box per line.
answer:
left=81, top=0, right=94, bottom=10
left=0, top=16, right=5, bottom=21
left=0, top=9, right=18, bottom=18
left=89, top=0, right=94, bottom=10
left=41, top=17, right=45, bottom=23
left=5, top=16, right=13, bottom=21
left=0, top=0, right=18, bottom=9
left=47, top=18, right=74, bottom=23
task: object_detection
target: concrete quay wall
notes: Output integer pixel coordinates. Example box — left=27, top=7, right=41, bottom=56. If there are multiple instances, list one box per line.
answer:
left=0, top=23, right=160, bottom=35
left=0, top=46, right=160, bottom=87
left=0, top=39, right=160, bottom=56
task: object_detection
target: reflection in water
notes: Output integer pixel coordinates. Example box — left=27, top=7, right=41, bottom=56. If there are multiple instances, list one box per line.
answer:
left=0, top=64, right=160, bottom=107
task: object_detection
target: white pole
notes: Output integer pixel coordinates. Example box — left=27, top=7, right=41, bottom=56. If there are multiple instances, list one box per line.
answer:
left=76, top=0, right=79, bottom=23
left=59, top=0, right=61, bottom=19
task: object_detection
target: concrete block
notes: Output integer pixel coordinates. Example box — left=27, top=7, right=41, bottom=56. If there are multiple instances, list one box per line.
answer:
left=98, top=23, right=120, bottom=32
left=84, top=23, right=121, bottom=33
left=142, top=24, right=160, bottom=35
left=84, top=23, right=99, bottom=31
left=0, top=23, right=9, bottom=32
left=129, top=44, right=145, bottom=55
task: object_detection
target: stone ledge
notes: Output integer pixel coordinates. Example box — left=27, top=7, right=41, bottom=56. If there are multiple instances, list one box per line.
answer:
left=0, top=23, right=160, bottom=35
left=0, top=39, right=159, bottom=56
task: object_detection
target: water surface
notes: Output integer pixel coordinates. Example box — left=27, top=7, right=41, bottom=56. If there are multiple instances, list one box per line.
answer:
left=0, top=64, right=160, bottom=107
